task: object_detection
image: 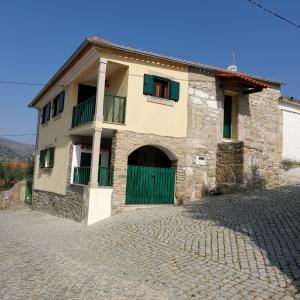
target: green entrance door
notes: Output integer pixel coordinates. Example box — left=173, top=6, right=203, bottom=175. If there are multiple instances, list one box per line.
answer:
left=25, top=179, right=32, bottom=205
left=223, top=95, right=232, bottom=139
left=125, top=165, right=176, bottom=205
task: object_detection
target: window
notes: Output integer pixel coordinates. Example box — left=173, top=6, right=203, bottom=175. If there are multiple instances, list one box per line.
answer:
left=39, top=147, right=55, bottom=169
left=153, top=77, right=169, bottom=99
left=52, top=91, right=65, bottom=117
left=143, top=74, right=180, bottom=101
left=41, top=102, right=51, bottom=124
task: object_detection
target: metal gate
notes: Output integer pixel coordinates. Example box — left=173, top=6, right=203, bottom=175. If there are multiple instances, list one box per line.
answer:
left=125, top=165, right=176, bottom=205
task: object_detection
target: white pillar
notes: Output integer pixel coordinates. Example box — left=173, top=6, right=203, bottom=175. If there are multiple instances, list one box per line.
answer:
left=94, top=58, right=107, bottom=123
left=89, top=128, right=102, bottom=188
left=88, top=57, right=107, bottom=187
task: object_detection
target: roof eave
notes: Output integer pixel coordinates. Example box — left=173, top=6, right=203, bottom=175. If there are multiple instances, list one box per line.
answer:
left=89, top=38, right=285, bottom=86
left=28, top=39, right=91, bottom=108
left=29, top=37, right=285, bottom=108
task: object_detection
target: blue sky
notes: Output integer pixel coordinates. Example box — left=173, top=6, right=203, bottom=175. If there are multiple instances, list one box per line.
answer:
left=0, top=0, right=299, bottom=144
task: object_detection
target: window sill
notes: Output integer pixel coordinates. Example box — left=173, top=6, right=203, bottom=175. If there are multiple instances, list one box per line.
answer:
left=222, top=138, right=240, bottom=143
left=147, top=96, right=175, bottom=107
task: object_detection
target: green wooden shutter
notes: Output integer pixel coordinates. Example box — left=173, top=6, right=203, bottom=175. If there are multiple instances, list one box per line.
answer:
left=40, top=109, right=44, bottom=124
left=39, top=150, right=45, bottom=168
left=58, top=91, right=65, bottom=113
left=169, top=80, right=180, bottom=101
left=223, top=96, right=232, bottom=139
left=46, top=103, right=51, bottom=121
left=143, top=74, right=154, bottom=95
left=52, top=98, right=57, bottom=117
left=49, top=147, right=55, bottom=168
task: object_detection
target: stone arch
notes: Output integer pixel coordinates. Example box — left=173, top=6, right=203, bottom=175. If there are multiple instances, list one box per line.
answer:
left=127, top=144, right=177, bottom=168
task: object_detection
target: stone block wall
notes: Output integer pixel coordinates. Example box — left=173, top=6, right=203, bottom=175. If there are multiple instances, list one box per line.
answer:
left=32, top=185, right=88, bottom=222
left=0, top=180, right=26, bottom=210
left=216, top=142, right=245, bottom=193
left=187, top=69, right=284, bottom=198
left=238, top=88, right=284, bottom=188
left=110, top=130, right=186, bottom=214
left=32, top=141, right=89, bottom=223
left=185, top=70, right=223, bottom=199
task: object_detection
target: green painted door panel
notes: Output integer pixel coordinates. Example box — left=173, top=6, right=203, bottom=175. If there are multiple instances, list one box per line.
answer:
left=126, top=165, right=175, bottom=205
left=223, top=95, right=232, bottom=139
left=25, top=180, right=32, bottom=205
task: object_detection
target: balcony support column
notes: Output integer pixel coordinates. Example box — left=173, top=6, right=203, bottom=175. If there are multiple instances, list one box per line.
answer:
left=89, top=128, right=102, bottom=188
left=94, top=57, right=107, bottom=124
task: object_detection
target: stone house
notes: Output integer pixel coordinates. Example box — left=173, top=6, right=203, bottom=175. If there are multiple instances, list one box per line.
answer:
left=29, top=37, right=284, bottom=225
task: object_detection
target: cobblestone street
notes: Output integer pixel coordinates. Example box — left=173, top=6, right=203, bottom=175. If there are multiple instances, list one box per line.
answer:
left=1, top=185, right=300, bottom=299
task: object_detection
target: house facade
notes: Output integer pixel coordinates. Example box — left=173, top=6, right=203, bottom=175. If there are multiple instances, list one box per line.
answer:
left=29, top=37, right=284, bottom=225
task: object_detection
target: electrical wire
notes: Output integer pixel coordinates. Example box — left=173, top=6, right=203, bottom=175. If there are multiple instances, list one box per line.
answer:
left=0, top=134, right=36, bottom=137
left=0, top=81, right=64, bottom=87
left=246, top=0, right=300, bottom=29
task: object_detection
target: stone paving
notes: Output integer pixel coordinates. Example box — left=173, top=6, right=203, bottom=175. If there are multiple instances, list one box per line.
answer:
left=1, top=185, right=300, bottom=299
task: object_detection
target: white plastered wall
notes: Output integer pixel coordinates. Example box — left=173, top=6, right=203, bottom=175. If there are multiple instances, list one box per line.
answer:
left=279, top=102, right=300, bottom=162
left=87, top=188, right=113, bottom=225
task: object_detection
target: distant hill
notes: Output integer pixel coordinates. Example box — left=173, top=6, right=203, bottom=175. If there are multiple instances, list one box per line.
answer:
left=0, top=138, right=35, bottom=162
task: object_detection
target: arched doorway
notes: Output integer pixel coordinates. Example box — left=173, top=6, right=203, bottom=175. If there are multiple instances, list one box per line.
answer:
left=126, top=145, right=176, bottom=205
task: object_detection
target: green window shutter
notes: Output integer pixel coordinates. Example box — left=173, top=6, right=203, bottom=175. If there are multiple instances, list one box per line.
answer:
left=58, top=91, right=65, bottom=113
left=49, top=147, right=55, bottom=168
left=46, top=103, right=51, bottom=121
left=40, top=109, right=44, bottom=124
left=52, top=98, right=57, bottom=117
left=143, top=74, right=154, bottom=95
left=169, top=80, right=180, bottom=101
left=223, top=96, right=232, bottom=139
left=39, top=150, right=45, bottom=168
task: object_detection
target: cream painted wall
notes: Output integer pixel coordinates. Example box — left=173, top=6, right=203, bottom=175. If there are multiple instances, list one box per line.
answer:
left=100, top=51, right=189, bottom=138
left=33, top=84, right=77, bottom=195
left=33, top=47, right=189, bottom=195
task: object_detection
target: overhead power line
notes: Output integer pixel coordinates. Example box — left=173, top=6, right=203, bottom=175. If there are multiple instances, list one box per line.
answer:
left=246, top=0, right=300, bottom=29
left=0, top=134, right=36, bottom=137
left=0, top=81, right=64, bottom=87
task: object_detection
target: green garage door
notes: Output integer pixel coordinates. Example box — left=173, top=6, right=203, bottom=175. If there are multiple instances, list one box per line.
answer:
left=126, top=165, right=176, bottom=205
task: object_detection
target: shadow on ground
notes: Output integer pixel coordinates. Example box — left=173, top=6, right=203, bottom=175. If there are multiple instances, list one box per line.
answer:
left=182, top=184, right=300, bottom=292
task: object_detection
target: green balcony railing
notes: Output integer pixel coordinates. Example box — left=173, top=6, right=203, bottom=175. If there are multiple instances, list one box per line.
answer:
left=71, top=94, right=126, bottom=128
left=73, top=166, right=114, bottom=187
left=73, top=167, right=90, bottom=185
left=103, top=94, right=126, bottom=124
left=72, top=96, right=96, bottom=128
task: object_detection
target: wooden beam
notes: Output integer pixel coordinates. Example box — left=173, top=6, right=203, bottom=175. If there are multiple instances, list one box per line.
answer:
left=243, top=87, right=263, bottom=95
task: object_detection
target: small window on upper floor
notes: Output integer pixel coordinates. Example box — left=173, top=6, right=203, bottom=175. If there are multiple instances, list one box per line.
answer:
left=143, top=74, right=180, bottom=102
left=52, top=91, right=65, bottom=118
left=41, top=102, right=51, bottom=124
left=153, top=77, right=169, bottom=99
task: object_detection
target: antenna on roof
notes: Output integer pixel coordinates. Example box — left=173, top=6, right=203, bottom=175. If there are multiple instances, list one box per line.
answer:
left=227, top=49, right=238, bottom=72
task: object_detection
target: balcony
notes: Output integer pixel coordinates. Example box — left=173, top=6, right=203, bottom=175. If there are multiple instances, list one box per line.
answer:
left=73, top=166, right=114, bottom=186
left=72, top=94, right=126, bottom=128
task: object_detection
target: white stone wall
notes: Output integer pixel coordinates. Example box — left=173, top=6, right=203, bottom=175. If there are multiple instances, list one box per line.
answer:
left=279, top=102, right=300, bottom=163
